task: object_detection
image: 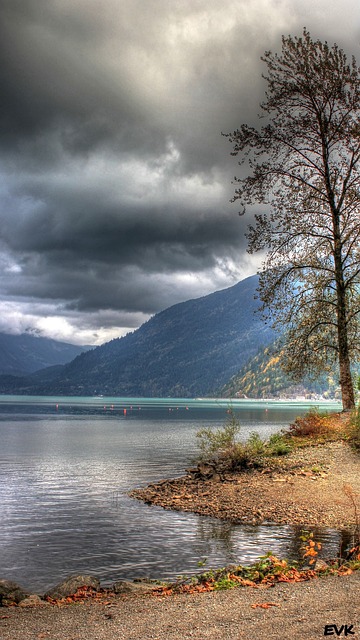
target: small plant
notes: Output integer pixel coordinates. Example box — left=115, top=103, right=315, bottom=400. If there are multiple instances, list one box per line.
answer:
left=311, top=465, right=322, bottom=474
left=246, top=552, right=292, bottom=579
left=213, top=575, right=241, bottom=590
left=197, top=557, right=208, bottom=568
left=196, top=410, right=240, bottom=460
left=299, top=531, right=322, bottom=566
left=246, top=432, right=265, bottom=456
left=267, top=432, right=292, bottom=456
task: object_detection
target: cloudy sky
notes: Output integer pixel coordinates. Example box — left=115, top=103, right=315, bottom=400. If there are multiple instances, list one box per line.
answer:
left=0, top=0, right=359, bottom=345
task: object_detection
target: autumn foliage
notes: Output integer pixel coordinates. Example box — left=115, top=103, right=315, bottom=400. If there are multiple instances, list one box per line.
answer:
left=150, top=553, right=359, bottom=598
left=33, top=547, right=360, bottom=606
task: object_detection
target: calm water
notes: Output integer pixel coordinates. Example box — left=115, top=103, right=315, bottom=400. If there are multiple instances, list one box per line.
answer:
left=0, top=395, right=348, bottom=593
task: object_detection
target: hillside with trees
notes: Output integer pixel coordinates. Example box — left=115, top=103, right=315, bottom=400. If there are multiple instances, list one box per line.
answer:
left=221, top=342, right=342, bottom=399
left=0, top=275, right=275, bottom=397
left=0, top=333, right=91, bottom=376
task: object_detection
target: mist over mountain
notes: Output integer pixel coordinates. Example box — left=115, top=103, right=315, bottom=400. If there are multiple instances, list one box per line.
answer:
left=0, top=275, right=275, bottom=397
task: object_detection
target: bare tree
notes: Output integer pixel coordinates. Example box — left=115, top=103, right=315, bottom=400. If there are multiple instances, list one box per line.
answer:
left=225, top=29, right=360, bottom=410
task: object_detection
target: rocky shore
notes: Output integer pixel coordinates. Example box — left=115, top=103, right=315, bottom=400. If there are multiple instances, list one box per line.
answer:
left=0, top=574, right=162, bottom=608
left=130, top=440, right=360, bottom=529
left=2, top=571, right=360, bottom=640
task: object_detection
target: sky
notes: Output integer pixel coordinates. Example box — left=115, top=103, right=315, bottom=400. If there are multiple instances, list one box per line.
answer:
left=0, top=0, right=359, bottom=345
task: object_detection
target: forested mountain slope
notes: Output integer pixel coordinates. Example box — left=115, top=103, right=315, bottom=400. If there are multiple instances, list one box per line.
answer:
left=0, top=333, right=91, bottom=376
left=0, top=275, right=274, bottom=396
left=221, top=342, right=342, bottom=399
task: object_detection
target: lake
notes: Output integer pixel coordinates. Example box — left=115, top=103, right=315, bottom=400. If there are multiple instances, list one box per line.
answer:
left=0, top=395, right=347, bottom=593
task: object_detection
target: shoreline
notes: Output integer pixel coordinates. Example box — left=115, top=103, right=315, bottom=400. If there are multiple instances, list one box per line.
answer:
left=3, top=425, right=360, bottom=638
left=4, top=436, right=359, bottom=605
left=130, top=439, right=360, bottom=529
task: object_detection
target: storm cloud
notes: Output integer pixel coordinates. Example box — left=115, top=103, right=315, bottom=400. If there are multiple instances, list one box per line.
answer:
left=0, top=0, right=359, bottom=344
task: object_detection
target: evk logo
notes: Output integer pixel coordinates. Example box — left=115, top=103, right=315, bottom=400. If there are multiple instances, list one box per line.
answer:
left=324, top=625, right=355, bottom=636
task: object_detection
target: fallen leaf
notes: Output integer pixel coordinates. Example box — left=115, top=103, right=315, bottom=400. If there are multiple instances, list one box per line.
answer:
left=251, top=602, right=280, bottom=609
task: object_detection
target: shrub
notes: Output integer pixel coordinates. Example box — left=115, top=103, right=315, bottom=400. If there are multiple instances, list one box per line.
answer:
left=221, top=442, right=259, bottom=472
left=196, top=411, right=240, bottom=460
left=267, top=432, right=292, bottom=456
left=246, top=431, right=266, bottom=456
left=287, top=407, right=330, bottom=437
left=195, top=412, right=265, bottom=471
left=195, top=410, right=297, bottom=472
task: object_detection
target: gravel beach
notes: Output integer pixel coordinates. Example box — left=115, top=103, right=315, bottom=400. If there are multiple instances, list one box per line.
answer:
left=1, top=572, right=360, bottom=640
left=130, top=440, right=360, bottom=528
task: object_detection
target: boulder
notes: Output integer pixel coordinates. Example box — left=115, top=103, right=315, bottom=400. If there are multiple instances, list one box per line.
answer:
left=0, top=579, right=29, bottom=605
left=186, top=461, right=224, bottom=481
left=112, top=579, right=157, bottom=594
left=44, top=574, right=100, bottom=599
left=19, top=595, right=49, bottom=607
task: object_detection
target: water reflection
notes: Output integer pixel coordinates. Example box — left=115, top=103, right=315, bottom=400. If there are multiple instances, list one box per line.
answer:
left=0, top=404, right=349, bottom=592
left=193, top=519, right=354, bottom=568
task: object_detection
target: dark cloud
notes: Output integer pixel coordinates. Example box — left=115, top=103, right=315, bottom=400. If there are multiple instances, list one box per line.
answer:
left=0, top=0, right=359, bottom=343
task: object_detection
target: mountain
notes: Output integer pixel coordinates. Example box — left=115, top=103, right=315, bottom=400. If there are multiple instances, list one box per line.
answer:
left=220, top=341, right=342, bottom=400
left=0, top=275, right=275, bottom=396
left=0, top=333, right=92, bottom=376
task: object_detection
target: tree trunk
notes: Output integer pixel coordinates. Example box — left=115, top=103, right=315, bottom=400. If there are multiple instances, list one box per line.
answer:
left=337, top=293, right=355, bottom=410
left=334, top=240, right=355, bottom=411
left=338, top=347, right=355, bottom=411
left=330, top=201, right=355, bottom=411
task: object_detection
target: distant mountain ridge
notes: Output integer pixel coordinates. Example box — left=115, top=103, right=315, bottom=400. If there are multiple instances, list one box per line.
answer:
left=0, top=275, right=275, bottom=396
left=0, top=332, right=92, bottom=376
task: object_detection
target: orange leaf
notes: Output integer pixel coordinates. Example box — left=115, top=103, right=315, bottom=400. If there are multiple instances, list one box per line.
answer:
left=251, top=602, right=280, bottom=609
left=229, top=575, right=257, bottom=587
